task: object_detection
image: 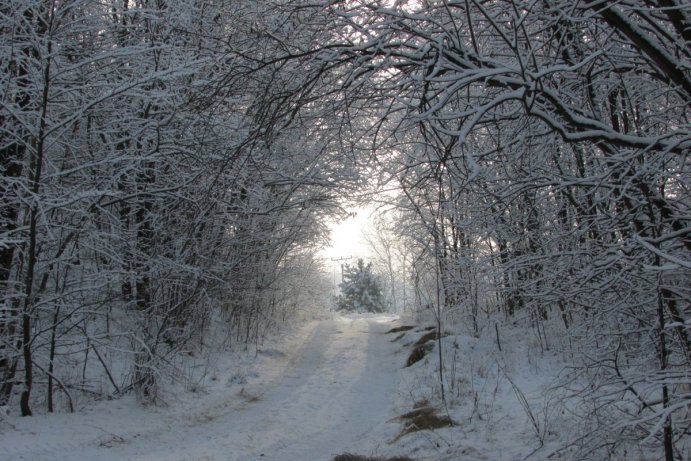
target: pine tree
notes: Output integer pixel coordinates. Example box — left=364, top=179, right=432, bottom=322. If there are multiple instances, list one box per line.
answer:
left=336, top=259, right=385, bottom=313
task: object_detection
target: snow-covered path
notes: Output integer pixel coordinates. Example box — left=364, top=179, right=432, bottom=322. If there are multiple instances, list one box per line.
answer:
left=2, top=315, right=401, bottom=461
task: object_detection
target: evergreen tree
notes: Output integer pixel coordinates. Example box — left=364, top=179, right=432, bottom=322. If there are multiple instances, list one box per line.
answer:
left=337, top=259, right=385, bottom=313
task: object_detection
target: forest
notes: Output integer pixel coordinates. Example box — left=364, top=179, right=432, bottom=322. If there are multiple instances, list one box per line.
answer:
left=0, top=1, right=689, bottom=460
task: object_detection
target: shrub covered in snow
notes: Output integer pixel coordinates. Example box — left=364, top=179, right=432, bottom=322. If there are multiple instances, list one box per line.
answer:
left=336, top=259, right=386, bottom=313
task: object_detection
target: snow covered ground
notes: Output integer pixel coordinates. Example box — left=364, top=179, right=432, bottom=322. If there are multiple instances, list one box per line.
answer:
left=3, top=311, right=671, bottom=461
left=1, top=314, right=405, bottom=461
left=383, top=317, right=567, bottom=461
left=379, top=311, right=688, bottom=461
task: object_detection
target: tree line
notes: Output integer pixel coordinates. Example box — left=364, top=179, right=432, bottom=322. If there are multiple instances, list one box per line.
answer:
left=0, top=0, right=357, bottom=413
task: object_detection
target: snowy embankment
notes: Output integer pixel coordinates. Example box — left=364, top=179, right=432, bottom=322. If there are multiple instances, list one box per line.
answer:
left=379, top=311, right=686, bottom=461
left=379, top=314, right=567, bottom=461
left=1, top=314, right=405, bottom=461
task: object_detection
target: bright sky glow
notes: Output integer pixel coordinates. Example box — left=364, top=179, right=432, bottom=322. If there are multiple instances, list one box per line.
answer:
left=319, top=206, right=379, bottom=296
left=320, top=207, right=374, bottom=262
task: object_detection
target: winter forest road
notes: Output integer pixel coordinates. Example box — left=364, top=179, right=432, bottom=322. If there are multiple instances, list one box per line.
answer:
left=4, top=315, right=401, bottom=461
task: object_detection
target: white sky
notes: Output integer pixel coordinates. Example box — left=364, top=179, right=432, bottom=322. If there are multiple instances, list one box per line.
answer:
left=320, top=207, right=375, bottom=261
left=319, top=206, right=376, bottom=292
